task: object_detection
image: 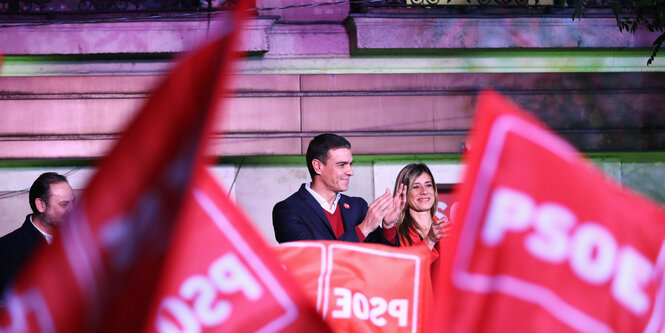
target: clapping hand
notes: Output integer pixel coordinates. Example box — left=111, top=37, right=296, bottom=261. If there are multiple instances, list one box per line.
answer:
left=426, top=214, right=452, bottom=250
left=357, top=189, right=393, bottom=236
left=383, top=184, right=406, bottom=229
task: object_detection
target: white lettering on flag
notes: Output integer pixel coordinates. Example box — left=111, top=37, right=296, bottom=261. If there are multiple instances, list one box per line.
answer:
left=322, top=243, right=421, bottom=333
left=155, top=253, right=265, bottom=332
left=453, top=113, right=665, bottom=332
left=191, top=187, right=299, bottom=333
left=482, top=185, right=654, bottom=314
left=1, top=289, right=55, bottom=333
left=330, top=287, right=409, bottom=327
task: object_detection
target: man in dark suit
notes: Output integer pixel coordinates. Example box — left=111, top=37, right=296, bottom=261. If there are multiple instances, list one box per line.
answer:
left=273, top=133, right=406, bottom=245
left=0, top=172, right=75, bottom=293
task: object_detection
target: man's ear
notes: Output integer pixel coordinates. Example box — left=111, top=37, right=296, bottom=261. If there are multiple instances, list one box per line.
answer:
left=35, top=198, right=47, bottom=214
left=312, top=159, right=323, bottom=176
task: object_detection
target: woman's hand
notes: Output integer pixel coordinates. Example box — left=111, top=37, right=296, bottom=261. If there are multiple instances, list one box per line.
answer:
left=382, top=183, right=406, bottom=229
left=426, top=215, right=451, bottom=250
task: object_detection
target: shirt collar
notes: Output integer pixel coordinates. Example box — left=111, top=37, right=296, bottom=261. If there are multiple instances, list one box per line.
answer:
left=305, top=182, right=341, bottom=214
left=30, top=215, right=53, bottom=245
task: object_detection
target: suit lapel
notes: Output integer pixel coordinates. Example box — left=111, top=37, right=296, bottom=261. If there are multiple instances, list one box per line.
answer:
left=298, top=185, right=335, bottom=236
left=339, top=196, right=356, bottom=232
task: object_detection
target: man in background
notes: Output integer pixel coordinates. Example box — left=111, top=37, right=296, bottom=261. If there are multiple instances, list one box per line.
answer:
left=273, top=133, right=404, bottom=245
left=0, top=172, right=75, bottom=293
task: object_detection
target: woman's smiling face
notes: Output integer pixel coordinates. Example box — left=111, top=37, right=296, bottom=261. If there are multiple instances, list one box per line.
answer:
left=407, top=172, right=434, bottom=213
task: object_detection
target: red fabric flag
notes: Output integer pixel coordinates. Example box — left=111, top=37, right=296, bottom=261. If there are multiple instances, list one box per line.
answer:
left=0, top=27, right=239, bottom=333
left=144, top=170, right=329, bottom=332
left=433, top=91, right=665, bottom=332
left=0, top=3, right=325, bottom=331
left=276, top=241, right=435, bottom=333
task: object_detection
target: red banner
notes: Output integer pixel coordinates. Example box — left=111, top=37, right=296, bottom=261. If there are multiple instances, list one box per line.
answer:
left=1, top=35, right=238, bottom=332
left=277, top=241, right=435, bottom=333
left=435, top=91, right=665, bottom=332
left=0, top=3, right=325, bottom=331
left=145, top=170, right=328, bottom=332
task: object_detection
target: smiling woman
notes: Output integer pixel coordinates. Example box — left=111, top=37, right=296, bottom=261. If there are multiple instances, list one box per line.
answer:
left=393, top=163, right=450, bottom=250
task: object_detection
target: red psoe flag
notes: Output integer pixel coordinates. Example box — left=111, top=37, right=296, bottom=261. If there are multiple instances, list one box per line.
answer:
left=145, top=170, right=329, bottom=332
left=433, top=91, right=665, bottom=332
left=0, top=2, right=326, bottom=331
left=276, top=241, right=435, bottom=332
left=0, top=32, right=238, bottom=332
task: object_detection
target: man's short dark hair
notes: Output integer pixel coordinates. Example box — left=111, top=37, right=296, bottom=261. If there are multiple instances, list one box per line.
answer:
left=306, top=133, right=351, bottom=179
left=29, top=172, right=68, bottom=214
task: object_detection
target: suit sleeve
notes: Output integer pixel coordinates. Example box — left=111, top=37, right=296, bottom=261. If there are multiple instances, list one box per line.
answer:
left=365, top=227, right=400, bottom=246
left=0, top=233, right=24, bottom=294
left=0, top=238, right=13, bottom=294
left=272, top=200, right=315, bottom=243
left=336, top=228, right=361, bottom=242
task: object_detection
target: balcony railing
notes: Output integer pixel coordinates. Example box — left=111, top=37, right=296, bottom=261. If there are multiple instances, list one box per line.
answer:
left=0, top=0, right=237, bottom=14
left=353, top=0, right=615, bottom=11
left=0, top=0, right=621, bottom=16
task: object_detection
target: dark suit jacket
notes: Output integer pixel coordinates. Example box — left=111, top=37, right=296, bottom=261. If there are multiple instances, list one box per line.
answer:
left=272, top=184, right=397, bottom=245
left=0, top=215, right=46, bottom=293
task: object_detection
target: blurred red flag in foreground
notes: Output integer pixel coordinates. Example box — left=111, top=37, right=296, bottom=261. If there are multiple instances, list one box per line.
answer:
left=0, top=3, right=326, bottom=331
left=433, top=91, right=665, bottom=332
left=144, top=169, right=329, bottom=332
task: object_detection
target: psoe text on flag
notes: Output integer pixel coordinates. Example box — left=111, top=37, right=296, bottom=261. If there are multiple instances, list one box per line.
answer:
left=438, top=91, right=665, bottom=333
